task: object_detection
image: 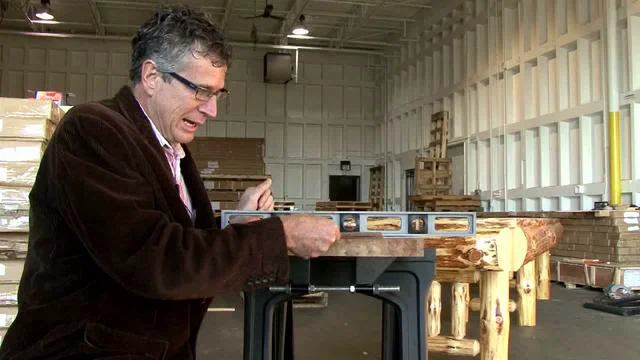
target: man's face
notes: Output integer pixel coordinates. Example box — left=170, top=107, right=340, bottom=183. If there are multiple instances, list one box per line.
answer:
left=152, top=56, right=227, bottom=145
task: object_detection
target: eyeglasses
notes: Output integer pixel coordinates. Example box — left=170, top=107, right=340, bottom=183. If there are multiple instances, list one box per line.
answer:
left=165, top=72, right=228, bottom=102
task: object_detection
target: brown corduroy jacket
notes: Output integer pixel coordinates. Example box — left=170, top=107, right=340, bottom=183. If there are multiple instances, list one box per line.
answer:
left=0, top=86, right=289, bottom=359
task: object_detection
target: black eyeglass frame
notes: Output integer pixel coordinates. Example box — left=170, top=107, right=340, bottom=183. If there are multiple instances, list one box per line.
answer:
left=165, top=72, right=228, bottom=102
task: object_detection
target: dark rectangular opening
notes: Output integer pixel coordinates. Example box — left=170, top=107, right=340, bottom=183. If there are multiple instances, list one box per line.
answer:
left=329, top=176, right=360, bottom=201
left=405, top=169, right=415, bottom=211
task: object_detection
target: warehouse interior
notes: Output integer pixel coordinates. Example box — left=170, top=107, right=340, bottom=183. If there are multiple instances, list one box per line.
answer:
left=1, top=0, right=640, bottom=359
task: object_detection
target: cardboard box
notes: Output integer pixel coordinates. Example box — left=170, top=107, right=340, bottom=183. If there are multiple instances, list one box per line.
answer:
left=0, top=187, right=30, bottom=211
left=0, top=209, right=29, bottom=232
left=0, top=162, right=39, bottom=186
left=0, top=232, right=28, bottom=260
left=0, top=260, right=24, bottom=283
left=0, top=305, right=18, bottom=329
left=0, top=97, right=66, bottom=141
left=0, top=140, right=46, bottom=162
left=0, top=117, right=57, bottom=140
left=0, top=97, right=63, bottom=124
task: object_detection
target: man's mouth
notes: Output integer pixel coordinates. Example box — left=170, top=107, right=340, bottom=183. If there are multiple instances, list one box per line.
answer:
left=183, top=118, right=198, bottom=130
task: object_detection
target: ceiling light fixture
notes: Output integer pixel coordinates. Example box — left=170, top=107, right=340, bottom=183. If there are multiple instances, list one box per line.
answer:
left=35, top=0, right=54, bottom=20
left=291, top=14, right=308, bottom=35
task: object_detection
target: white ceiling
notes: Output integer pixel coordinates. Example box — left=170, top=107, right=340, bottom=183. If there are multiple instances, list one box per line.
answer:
left=0, top=0, right=442, bottom=52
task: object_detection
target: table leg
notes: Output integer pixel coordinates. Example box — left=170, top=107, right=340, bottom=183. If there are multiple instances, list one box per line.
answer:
left=480, top=270, right=510, bottom=360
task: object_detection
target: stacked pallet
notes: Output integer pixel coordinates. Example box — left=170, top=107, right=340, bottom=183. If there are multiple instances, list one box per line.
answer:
left=410, top=195, right=481, bottom=212
left=189, top=137, right=268, bottom=216
left=315, top=201, right=372, bottom=211
left=414, top=157, right=452, bottom=196
left=189, top=137, right=265, bottom=176
left=425, top=111, right=449, bottom=159
left=202, top=174, right=270, bottom=213
left=478, top=210, right=640, bottom=289
left=369, top=166, right=384, bottom=211
left=0, top=97, right=64, bottom=342
left=274, top=201, right=296, bottom=211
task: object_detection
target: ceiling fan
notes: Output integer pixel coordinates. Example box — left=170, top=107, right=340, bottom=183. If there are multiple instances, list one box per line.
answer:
left=243, top=2, right=285, bottom=21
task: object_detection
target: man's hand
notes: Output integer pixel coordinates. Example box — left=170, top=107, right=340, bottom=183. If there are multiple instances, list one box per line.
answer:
left=280, top=215, right=340, bottom=259
left=237, top=178, right=274, bottom=211
left=230, top=178, right=274, bottom=224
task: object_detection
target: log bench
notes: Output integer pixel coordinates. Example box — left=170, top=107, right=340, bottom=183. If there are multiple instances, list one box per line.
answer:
left=423, top=217, right=563, bottom=359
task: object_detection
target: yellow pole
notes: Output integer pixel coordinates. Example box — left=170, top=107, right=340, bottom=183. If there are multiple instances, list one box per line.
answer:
left=606, top=0, right=621, bottom=206
left=609, top=111, right=621, bottom=205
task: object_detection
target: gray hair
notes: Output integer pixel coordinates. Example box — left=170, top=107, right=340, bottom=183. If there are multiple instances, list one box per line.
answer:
left=129, top=5, right=232, bottom=83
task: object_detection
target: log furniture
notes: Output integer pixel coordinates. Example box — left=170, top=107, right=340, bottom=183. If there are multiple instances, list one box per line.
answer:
left=425, top=217, right=562, bottom=360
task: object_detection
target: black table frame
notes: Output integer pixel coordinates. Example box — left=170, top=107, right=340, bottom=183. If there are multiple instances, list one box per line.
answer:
left=242, top=249, right=436, bottom=360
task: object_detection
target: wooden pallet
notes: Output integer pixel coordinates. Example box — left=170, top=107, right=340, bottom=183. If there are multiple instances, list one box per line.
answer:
left=201, top=174, right=271, bottom=191
left=274, top=201, right=296, bottom=211
left=410, top=195, right=481, bottom=212
left=292, top=292, right=329, bottom=309
left=551, top=256, right=640, bottom=290
left=315, top=201, right=372, bottom=211
left=415, top=157, right=452, bottom=196
left=369, top=166, right=385, bottom=211
left=426, top=111, right=449, bottom=158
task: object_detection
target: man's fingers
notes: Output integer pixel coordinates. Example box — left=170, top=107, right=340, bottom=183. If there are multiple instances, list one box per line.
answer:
left=258, top=194, right=273, bottom=210
left=262, top=196, right=274, bottom=211
left=257, top=192, right=267, bottom=208
left=254, top=178, right=272, bottom=194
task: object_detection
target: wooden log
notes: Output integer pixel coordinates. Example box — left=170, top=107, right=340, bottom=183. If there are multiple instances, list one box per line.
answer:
left=451, top=282, right=469, bottom=339
left=466, top=283, right=471, bottom=323
left=517, top=261, right=537, bottom=327
left=480, top=270, right=510, bottom=360
left=427, top=217, right=562, bottom=271
left=470, top=298, right=516, bottom=312
left=428, top=336, right=480, bottom=356
left=424, top=218, right=524, bottom=271
left=514, top=218, right=563, bottom=265
left=427, top=281, right=441, bottom=337
left=537, top=251, right=551, bottom=300
left=434, top=270, right=480, bottom=284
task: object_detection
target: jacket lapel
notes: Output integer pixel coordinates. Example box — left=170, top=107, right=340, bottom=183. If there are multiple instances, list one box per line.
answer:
left=181, top=145, right=214, bottom=229
left=107, top=86, right=194, bottom=226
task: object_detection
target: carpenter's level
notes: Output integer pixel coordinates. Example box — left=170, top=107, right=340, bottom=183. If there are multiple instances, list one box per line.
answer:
left=220, top=210, right=476, bottom=237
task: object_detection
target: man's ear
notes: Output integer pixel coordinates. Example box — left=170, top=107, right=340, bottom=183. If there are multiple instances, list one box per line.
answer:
left=140, top=60, right=161, bottom=96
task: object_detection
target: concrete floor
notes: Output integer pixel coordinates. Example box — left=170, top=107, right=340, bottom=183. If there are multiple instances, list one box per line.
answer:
left=196, top=283, right=640, bottom=359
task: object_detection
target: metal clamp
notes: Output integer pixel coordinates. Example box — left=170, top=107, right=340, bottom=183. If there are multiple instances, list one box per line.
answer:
left=269, top=284, right=401, bottom=295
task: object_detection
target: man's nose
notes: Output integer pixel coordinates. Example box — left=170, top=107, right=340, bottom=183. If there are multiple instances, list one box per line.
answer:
left=199, top=98, right=217, bottom=118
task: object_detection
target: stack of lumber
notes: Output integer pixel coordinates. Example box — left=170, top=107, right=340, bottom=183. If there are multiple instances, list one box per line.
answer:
left=189, top=137, right=265, bottom=176
left=202, top=174, right=270, bottom=213
left=315, top=201, right=372, bottom=211
left=410, top=195, right=481, bottom=212
left=0, top=97, right=65, bottom=343
left=274, top=201, right=296, bottom=211
left=369, top=166, right=384, bottom=211
left=414, top=157, right=452, bottom=196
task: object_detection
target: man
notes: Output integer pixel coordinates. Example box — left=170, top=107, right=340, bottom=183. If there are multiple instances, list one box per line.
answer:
left=0, top=5, right=339, bottom=359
